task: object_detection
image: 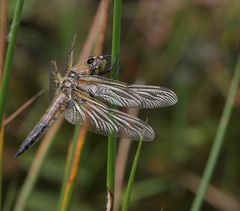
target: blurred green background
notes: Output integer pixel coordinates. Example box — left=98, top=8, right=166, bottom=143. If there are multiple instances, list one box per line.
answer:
left=3, top=0, right=240, bottom=210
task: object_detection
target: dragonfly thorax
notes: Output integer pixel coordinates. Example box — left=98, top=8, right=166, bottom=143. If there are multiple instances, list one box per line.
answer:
left=68, top=71, right=78, bottom=79
left=62, top=78, right=76, bottom=99
left=62, top=76, right=76, bottom=91
left=62, top=71, right=78, bottom=89
left=63, top=79, right=73, bottom=88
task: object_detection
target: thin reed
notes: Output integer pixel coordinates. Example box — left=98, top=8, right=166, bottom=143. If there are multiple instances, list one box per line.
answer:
left=122, top=140, right=143, bottom=211
left=0, top=0, right=24, bottom=209
left=107, top=0, right=122, bottom=198
left=190, top=55, right=240, bottom=210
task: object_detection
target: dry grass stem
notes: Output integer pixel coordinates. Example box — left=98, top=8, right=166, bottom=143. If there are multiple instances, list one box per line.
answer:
left=178, top=171, right=240, bottom=211
left=96, top=0, right=110, bottom=55
left=79, top=0, right=110, bottom=61
left=13, top=117, right=64, bottom=211
left=60, top=126, right=87, bottom=211
left=4, top=89, right=45, bottom=126
left=114, top=108, right=139, bottom=211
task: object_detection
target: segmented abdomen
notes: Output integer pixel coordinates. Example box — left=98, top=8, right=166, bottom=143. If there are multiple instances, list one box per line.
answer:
left=14, top=93, right=68, bottom=158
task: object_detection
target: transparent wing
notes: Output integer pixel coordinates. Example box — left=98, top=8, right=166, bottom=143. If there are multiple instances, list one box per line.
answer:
left=77, top=75, right=177, bottom=108
left=64, top=92, right=154, bottom=141
left=78, top=82, right=141, bottom=107
left=128, top=84, right=178, bottom=108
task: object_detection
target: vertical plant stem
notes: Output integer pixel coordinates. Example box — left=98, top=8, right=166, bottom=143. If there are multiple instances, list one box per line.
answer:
left=0, top=0, right=7, bottom=81
left=107, top=0, right=122, bottom=197
left=110, top=0, right=121, bottom=80
left=122, top=140, right=143, bottom=211
left=3, top=181, right=17, bottom=211
left=57, top=125, right=86, bottom=211
left=0, top=125, right=4, bottom=210
left=0, top=0, right=24, bottom=126
left=0, top=0, right=8, bottom=207
left=0, top=0, right=24, bottom=209
left=114, top=108, right=140, bottom=211
left=190, top=55, right=240, bottom=211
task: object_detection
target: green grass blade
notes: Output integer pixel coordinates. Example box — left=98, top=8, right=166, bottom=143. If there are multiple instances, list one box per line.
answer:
left=3, top=181, right=17, bottom=211
left=190, top=55, right=240, bottom=211
left=0, top=0, right=24, bottom=209
left=110, top=0, right=121, bottom=80
left=107, top=135, right=117, bottom=192
left=0, top=126, right=3, bottom=210
left=107, top=0, right=122, bottom=195
left=0, top=0, right=24, bottom=126
left=57, top=125, right=87, bottom=211
left=122, top=140, right=143, bottom=211
left=57, top=125, right=80, bottom=211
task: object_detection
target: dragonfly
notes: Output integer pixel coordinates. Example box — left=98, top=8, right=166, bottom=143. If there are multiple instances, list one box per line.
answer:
left=14, top=44, right=178, bottom=159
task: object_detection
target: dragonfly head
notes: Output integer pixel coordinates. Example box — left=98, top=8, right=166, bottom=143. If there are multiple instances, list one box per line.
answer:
left=87, top=55, right=108, bottom=75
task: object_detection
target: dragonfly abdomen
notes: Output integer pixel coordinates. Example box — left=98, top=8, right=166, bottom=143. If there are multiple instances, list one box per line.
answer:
left=14, top=93, right=67, bottom=158
left=13, top=123, right=50, bottom=159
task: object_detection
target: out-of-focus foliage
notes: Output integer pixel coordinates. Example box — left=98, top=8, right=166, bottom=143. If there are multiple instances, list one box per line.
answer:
left=3, top=0, right=240, bottom=210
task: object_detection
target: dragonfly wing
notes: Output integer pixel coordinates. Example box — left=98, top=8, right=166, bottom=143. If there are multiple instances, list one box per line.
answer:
left=128, top=85, right=178, bottom=108
left=77, top=75, right=177, bottom=108
left=64, top=93, right=154, bottom=141
left=78, top=83, right=141, bottom=107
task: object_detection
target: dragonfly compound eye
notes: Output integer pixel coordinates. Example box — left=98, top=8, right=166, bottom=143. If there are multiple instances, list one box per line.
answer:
left=87, top=57, right=95, bottom=66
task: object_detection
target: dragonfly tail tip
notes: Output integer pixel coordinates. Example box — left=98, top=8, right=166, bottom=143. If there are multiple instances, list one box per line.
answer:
left=13, top=150, right=23, bottom=159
